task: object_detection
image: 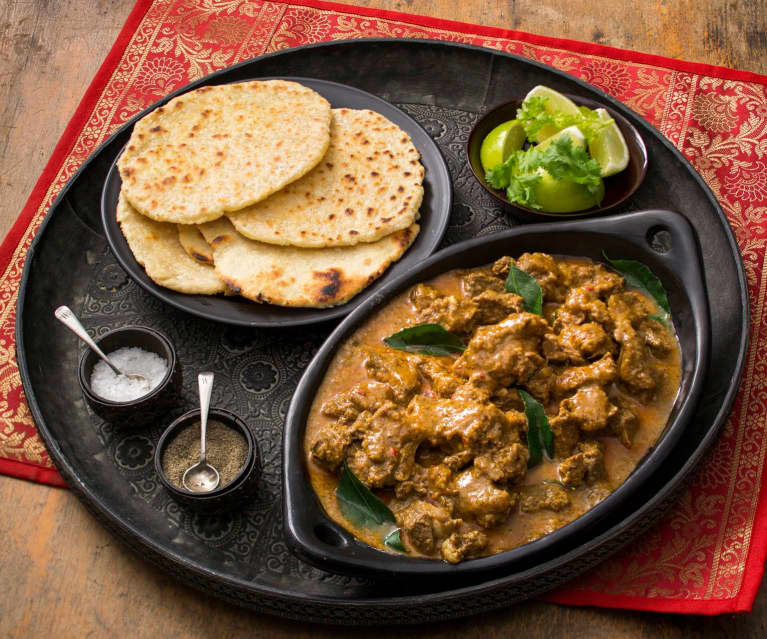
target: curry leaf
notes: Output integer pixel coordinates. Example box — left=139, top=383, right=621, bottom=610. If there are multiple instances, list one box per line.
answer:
left=506, top=266, right=543, bottom=315
left=336, top=462, right=407, bottom=554
left=336, top=461, right=396, bottom=529
left=518, top=389, right=554, bottom=466
left=383, top=529, right=408, bottom=552
left=602, top=253, right=670, bottom=318
left=383, top=323, right=465, bottom=355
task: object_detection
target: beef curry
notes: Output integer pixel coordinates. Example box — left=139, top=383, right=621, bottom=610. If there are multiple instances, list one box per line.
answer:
left=305, top=253, right=681, bottom=563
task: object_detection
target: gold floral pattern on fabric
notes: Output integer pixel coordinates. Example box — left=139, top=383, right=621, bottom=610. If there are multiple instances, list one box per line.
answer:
left=1, top=0, right=766, bottom=607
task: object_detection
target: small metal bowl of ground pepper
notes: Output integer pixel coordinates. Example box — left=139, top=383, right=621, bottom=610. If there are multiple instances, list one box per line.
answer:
left=155, top=407, right=260, bottom=513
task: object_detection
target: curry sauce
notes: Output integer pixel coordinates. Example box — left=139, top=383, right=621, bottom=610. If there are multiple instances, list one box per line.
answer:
left=305, top=253, right=681, bottom=562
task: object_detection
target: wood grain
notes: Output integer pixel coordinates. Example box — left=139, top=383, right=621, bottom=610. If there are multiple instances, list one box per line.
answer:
left=1, top=0, right=766, bottom=637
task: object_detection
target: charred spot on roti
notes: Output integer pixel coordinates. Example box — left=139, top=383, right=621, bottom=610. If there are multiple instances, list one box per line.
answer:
left=314, top=268, right=343, bottom=302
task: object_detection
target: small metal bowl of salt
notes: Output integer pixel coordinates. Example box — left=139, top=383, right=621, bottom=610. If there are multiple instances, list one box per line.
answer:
left=73, top=321, right=181, bottom=428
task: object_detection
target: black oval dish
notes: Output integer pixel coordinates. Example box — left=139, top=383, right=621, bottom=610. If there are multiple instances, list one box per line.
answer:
left=78, top=326, right=181, bottom=428
left=155, top=408, right=260, bottom=514
left=466, top=95, right=648, bottom=222
left=101, top=76, right=452, bottom=328
left=284, top=209, right=709, bottom=580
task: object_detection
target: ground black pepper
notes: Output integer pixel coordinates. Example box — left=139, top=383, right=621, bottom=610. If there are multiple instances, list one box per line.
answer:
left=162, top=420, right=248, bottom=489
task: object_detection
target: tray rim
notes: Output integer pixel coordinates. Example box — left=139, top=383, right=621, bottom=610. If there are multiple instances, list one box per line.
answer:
left=99, top=75, right=453, bottom=327
left=15, top=38, right=750, bottom=623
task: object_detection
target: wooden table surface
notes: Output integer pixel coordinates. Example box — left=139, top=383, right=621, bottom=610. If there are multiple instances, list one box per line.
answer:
left=2, top=1, right=766, bottom=637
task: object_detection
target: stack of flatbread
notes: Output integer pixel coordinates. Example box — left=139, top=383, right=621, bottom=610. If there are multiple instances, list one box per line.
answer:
left=116, top=79, right=423, bottom=308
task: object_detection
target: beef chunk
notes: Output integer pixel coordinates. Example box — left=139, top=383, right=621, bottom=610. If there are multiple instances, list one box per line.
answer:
left=346, top=402, right=426, bottom=488
left=408, top=396, right=520, bottom=456
left=491, top=256, right=512, bottom=278
left=311, top=425, right=353, bottom=471
left=473, top=290, right=524, bottom=325
left=559, top=261, right=624, bottom=298
left=556, top=353, right=618, bottom=394
left=639, top=317, right=675, bottom=355
left=320, top=381, right=395, bottom=424
left=418, top=359, right=461, bottom=398
left=454, top=468, right=516, bottom=527
left=616, top=328, right=657, bottom=392
left=474, top=443, right=529, bottom=484
left=558, top=453, right=586, bottom=488
left=491, top=387, right=525, bottom=412
left=516, top=252, right=568, bottom=302
left=608, top=291, right=655, bottom=333
left=520, top=483, right=570, bottom=513
left=549, top=411, right=581, bottom=458
left=559, top=322, right=613, bottom=360
left=454, top=313, right=548, bottom=386
left=578, top=440, right=606, bottom=483
left=364, top=347, right=421, bottom=403
left=410, top=283, right=478, bottom=333
left=542, top=332, right=586, bottom=365
left=462, top=269, right=506, bottom=296
left=557, top=287, right=611, bottom=326
left=441, top=530, right=488, bottom=563
left=523, top=365, right=556, bottom=404
left=608, top=406, right=639, bottom=448
left=396, top=500, right=459, bottom=555
left=394, top=463, right=453, bottom=501
left=558, top=385, right=618, bottom=432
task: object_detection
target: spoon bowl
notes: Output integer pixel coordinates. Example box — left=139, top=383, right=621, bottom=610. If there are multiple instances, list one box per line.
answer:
left=182, top=462, right=220, bottom=493
left=182, top=371, right=220, bottom=493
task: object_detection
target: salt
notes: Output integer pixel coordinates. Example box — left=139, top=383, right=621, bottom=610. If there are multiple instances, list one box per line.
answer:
left=90, top=346, right=168, bottom=402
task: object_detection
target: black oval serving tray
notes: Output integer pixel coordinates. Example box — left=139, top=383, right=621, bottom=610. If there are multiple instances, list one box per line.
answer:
left=101, top=77, right=452, bottom=327
left=17, top=40, right=748, bottom=625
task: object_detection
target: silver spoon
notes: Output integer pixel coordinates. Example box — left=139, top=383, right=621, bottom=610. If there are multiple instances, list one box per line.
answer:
left=54, top=305, right=151, bottom=390
left=182, top=372, right=220, bottom=493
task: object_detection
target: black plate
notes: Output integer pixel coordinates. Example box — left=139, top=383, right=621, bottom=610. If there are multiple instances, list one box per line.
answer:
left=284, top=209, right=709, bottom=579
left=17, top=40, right=748, bottom=624
left=101, top=77, right=452, bottom=327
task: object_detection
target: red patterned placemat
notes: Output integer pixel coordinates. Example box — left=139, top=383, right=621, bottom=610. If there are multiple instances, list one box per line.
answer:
left=3, top=0, right=767, bottom=616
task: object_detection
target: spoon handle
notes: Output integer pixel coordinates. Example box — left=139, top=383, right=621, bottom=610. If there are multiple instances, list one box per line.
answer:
left=198, top=372, right=214, bottom=463
left=54, top=305, right=122, bottom=377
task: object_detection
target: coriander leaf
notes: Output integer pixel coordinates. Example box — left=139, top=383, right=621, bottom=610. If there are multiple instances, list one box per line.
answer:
left=602, top=252, right=671, bottom=318
left=518, top=389, right=554, bottom=466
left=383, top=324, right=465, bottom=356
left=536, top=137, right=603, bottom=197
left=336, top=461, right=396, bottom=529
left=506, top=266, right=543, bottom=315
left=485, top=152, right=516, bottom=189
left=383, top=529, right=408, bottom=553
left=507, top=169, right=543, bottom=209
left=516, top=95, right=611, bottom=144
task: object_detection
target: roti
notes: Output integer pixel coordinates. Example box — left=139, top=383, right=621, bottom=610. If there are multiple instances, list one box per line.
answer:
left=117, top=80, right=332, bottom=224
left=116, top=192, right=226, bottom=295
left=177, top=224, right=214, bottom=265
left=227, top=108, right=424, bottom=247
left=198, top=218, right=419, bottom=307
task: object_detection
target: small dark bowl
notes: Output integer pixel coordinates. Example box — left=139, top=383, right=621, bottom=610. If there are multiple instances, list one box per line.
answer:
left=78, top=326, right=181, bottom=428
left=155, top=408, right=260, bottom=514
left=283, top=209, right=709, bottom=581
left=466, top=95, right=648, bottom=222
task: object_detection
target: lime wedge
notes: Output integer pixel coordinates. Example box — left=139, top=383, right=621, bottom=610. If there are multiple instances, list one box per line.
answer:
left=531, top=168, right=605, bottom=213
left=480, top=119, right=526, bottom=171
left=536, top=125, right=586, bottom=152
left=588, top=108, right=629, bottom=177
left=523, top=85, right=581, bottom=142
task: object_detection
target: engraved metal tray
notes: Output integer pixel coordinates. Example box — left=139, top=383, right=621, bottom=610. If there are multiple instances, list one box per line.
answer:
left=16, top=40, right=748, bottom=625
